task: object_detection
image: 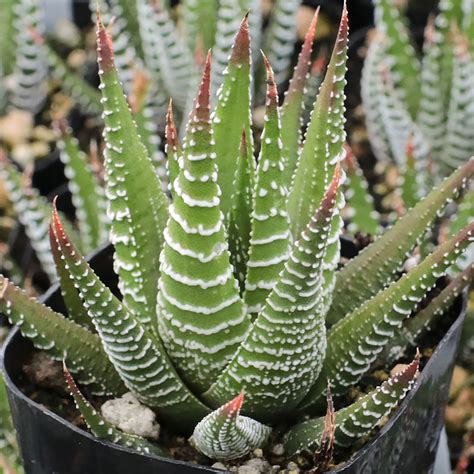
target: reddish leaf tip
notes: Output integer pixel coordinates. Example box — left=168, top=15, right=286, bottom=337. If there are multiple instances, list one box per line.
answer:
left=222, top=392, right=245, bottom=417
left=96, top=11, right=115, bottom=73
left=192, top=51, right=212, bottom=122
left=262, top=52, right=278, bottom=107
left=231, top=14, right=250, bottom=65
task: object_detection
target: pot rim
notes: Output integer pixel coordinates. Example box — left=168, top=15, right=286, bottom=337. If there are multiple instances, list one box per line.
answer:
left=0, top=243, right=467, bottom=472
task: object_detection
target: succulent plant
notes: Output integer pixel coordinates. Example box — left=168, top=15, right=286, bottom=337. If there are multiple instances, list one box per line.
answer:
left=0, top=7, right=473, bottom=468
left=362, top=0, right=474, bottom=182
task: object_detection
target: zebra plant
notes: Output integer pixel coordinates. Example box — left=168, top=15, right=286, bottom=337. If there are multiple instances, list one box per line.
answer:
left=1, top=8, right=473, bottom=467
left=362, top=0, right=474, bottom=184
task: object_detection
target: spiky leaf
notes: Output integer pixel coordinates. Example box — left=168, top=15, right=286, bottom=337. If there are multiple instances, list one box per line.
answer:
left=0, top=275, right=124, bottom=396
left=287, top=6, right=348, bottom=239
left=381, top=264, right=473, bottom=366
left=280, top=9, right=319, bottom=189
left=50, top=206, right=210, bottom=431
left=327, top=159, right=474, bottom=326
left=285, top=355, right=419, bottom=455
left=10, top=0, right=47, bottom=113
left=373, top=0, right=421, bottom=117
left=156, top=55, right=249, bottom=393
left=191, top=393, right=271, bottom=461
left=96, top=17, right=169, bottom=331
left=244, top=56, right=290, bottom=315
left=213, top=14, right=254, bottom=218
left=56, top=121, right=109, bottom=254
left=344, top=147, right=380, bottom=235
left=64, top=366, right=167, bottom=457
left=261, top=0, right=300, bottom=90
left=228, top=130, right=255, bottom=292
left=301, top=222, right=473, bottom=411
left=204, top=167, right=341, bottom=422
left=182, top=0, right=219, bottom=52
left=165, top=100, right=181, bottom=194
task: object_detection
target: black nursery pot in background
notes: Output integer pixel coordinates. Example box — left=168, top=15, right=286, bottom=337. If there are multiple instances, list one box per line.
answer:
left=1, top=243, right=467, bottom=474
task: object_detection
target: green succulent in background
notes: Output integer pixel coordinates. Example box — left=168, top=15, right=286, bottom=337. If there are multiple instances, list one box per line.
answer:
left=0, top=5, right=473, bottom=468
left=362, top=0, right=474, bottom=183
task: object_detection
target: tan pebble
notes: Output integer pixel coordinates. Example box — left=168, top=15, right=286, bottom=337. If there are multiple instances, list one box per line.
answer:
left=272, top=444, right=284, bottom=456
left=211, top=462, right=227, bottom=471
left=253, top=448, right=263, bottom=458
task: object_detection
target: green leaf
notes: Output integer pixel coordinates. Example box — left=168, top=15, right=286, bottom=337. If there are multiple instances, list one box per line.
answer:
left=343, top=147, right=380, bottom=235
left=109, top=0, right=142, bottom=59
left=63, top=366, right=168, bottom=457
left=326, top=158, right=474, bottom=326
left=128, top=70, right=168, bottom=189
left=0, top=153, right=81, bottom=283
left=213, top=14, right=254, bottom=219
left=417, top=1, right=462, bottom=166
left=204, top=167, right=341, bottom=422
left=182, top=0, right=219, bottom=53
left=56, top=120, right=109, bottom=254
left=441, top=35, right=474, bottom=173
left=380, top=264, right=473, bottom=366
left=244, top=56, right=290, bottom=315
left=301, top=222, right=473, bottom=412
left=35, top=36, right=102, bottom=116
left=399, top=138, right=423, bottom=210
left=48, top=224, right=93, bottom=331
left=449, top=188, right=474, bottom=272
left=228, top=130, right=255, bottom=292
left=51, top=205, right=210, bottom=431
left=156, top=55, right=249, bottom=393
left=96, top=17, right=169, bottom=331
left=361, top=35, right=393, bottom=163
left=135, top=0, right=193, bottom=109
left=287, top=6, right=348, bottom=240
left=190, top=393, right=271, bottom=461
left=373, top=0, right=421, bottom=117
left=260, top=0, right=300, bottom=92
left=212, top=1, right=260, bottom=99
left=302, top=53, right=327, bottom=130
left=0, top=274, right=125, bottom=396
left=284, top=355, right=419, bottom=455
left=280, top=9, right=319, bottom=190
left=10, top=0, right=47, bottom=113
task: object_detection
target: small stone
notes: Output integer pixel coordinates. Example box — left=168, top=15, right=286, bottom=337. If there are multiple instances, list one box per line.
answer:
left=244, top=457, right=271, bottom=472
left=271, top=466, right=280, bottom=473
left=237, top=467, right=260, bottom=474
left=101, top=392, right=160, bottom=439
left=286, top=461, right=300, bottom=472
left=271, top=444, right=284, bottom=456
left=212, top=462, right=227, bottom=471
left=253, top=448, right=264, bottom=458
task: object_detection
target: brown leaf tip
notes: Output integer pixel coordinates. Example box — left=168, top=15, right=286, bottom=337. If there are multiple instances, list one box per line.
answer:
left=337, top=1, right=349, bottom=46
left=166, top=100, right=179, bottom=150
left=231, top=14, right=250, bottom=65
left=193, top=51, right=212, bottom=122
left=262, top=51, right=278, bottom=108
left=96, top=11, right=115, bottom=73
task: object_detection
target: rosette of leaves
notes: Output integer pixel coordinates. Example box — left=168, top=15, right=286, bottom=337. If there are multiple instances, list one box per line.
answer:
left=362, top=0, right=474, bottom=182
left=0, top=8, right=473, bottom=467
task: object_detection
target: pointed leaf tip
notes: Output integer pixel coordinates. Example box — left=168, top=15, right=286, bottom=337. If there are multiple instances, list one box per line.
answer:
left=96, top=13, right=115, bottom=73
left=222, top=392, right=245, bottom=417
left=394, top=351, right=420, bottom=385
left=262, top=52, right=278, bottom=106
left=232, top=14, right=250, bottom=65
left=192, top=51, right=212, bottom=121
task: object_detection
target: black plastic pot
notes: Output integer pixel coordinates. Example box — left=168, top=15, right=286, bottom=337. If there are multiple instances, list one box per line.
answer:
left=1, top=243, right=467, bottom=474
